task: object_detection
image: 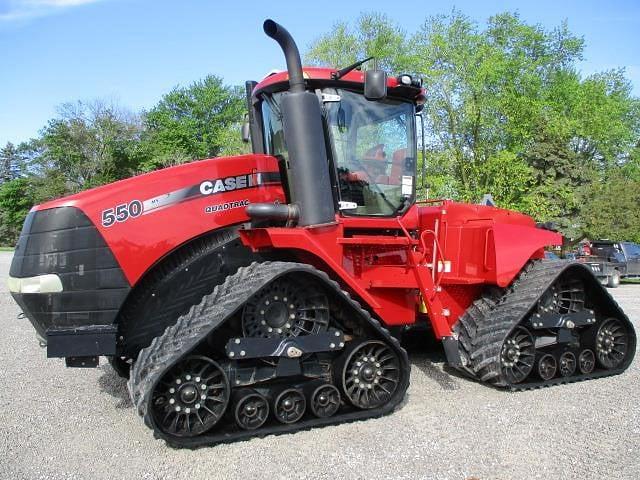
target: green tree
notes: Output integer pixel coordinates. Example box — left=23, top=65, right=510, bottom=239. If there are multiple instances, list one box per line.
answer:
left=142, top=75, right=247, bottom=171
left=623, top=145, right=640, bottom=181
left=34, top=100, right=143, bottom=192
left=307, top=10, right=640, bottom=243
left=305, top=13, right=409, bottom=72
left=522, top=134, right=595, bottom=237
left=0, top=178, right=33, bottom=245
left=14, top=138, right=67, bottom=204
left=581, top=172, right=640, bottom=243
left=409, top=11, right=587, bottom=197
left=475, top=150, right=540, bottom=213
left=0, top=142, right=22, bottom=183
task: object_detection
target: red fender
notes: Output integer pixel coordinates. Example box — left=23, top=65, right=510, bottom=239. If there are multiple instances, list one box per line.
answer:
left=487, top=223, right=562, bottom=287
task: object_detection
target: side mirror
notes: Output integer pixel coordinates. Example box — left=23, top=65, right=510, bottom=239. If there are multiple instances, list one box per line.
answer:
left=364, top=70, right=387, bottom=100
left=241, top=120, right=251, bottom=143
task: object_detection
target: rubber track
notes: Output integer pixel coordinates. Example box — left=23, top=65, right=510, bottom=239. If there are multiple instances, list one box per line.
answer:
left=117, top=227, right=252, bottom=360
left=453, top=259, right=636, bottom=389
left=128, top=261, right=410, bottom=448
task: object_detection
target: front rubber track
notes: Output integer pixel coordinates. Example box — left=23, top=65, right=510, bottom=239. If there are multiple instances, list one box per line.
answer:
left=128, top=261, right=410, bottom=448
left=116, top=226, right=257, bottom=368
left=453, top=260, right=636, bottom=390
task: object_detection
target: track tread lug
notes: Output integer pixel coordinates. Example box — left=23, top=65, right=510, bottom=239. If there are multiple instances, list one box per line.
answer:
left=452, top=259, right=636, bottom=388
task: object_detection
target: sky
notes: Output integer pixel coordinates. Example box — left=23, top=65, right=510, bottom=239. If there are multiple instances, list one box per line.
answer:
left=1, top=0, right=639, bottom=146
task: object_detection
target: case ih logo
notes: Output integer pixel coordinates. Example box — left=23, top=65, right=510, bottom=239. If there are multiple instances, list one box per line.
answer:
left=199, top=174, right=256, bottom=195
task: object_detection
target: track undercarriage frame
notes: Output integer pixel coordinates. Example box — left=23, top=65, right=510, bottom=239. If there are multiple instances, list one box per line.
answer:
left=129, top=262, right=410, bottom=448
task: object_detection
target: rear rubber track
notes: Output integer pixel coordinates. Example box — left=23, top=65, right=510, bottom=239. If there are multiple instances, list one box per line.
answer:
left=128, top=261, right=410, bottom=448
left=454, top=259, right=636, bottom=390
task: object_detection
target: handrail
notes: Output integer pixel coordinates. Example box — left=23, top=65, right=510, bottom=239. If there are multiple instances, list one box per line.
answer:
left=419, top=229, right=446, bottom=298
left=414, top=198, right=446, bottom=205
left=396, top=218, right=419, bottom=246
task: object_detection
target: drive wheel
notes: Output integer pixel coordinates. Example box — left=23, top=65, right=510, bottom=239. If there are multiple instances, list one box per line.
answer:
left=538, top=278, right=585, bottom=314
left=500, top=327, right=535, bottom=384
left=537, top=354, right=557, bottom=380
left=595, top=318, right=629, bottom=369
left=151, top=355, right=229, bottom=437
left=341, top=340, right=400, bottom=409
left=242, top=277, right=329, bottom=338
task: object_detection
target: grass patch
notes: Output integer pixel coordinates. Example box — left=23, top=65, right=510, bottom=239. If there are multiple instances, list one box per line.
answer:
left=0, top=247, right=14, bottom=252
left=622, top=278, right=640, bottom=284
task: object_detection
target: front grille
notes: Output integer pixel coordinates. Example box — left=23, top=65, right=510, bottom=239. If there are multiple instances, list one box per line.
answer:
left=10, top=207, right=130, bottom=337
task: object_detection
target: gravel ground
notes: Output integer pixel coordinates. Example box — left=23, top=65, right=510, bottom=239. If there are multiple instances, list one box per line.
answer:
left=1, top=250, right=638, bottom=480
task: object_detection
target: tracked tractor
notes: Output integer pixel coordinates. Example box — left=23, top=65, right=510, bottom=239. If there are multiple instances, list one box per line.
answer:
left=8, top=20, right=635, bottom=447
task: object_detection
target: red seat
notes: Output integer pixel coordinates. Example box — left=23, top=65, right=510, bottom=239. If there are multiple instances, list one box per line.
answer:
left=384, top=148, right=407, bottom=185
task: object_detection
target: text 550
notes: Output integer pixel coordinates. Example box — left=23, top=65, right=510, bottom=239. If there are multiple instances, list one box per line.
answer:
left=101, top=200, right=143, bottom=227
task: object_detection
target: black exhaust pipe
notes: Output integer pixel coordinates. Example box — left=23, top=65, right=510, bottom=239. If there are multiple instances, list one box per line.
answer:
left=263, top=20, right=305, bottom=94
left=260, top=19, right=335, bottom=227
left=246, top=203, right=299, bottom=223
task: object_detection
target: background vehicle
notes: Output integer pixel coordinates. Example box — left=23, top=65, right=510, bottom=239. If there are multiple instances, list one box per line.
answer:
left=579, top=240, right=640, bottom=287
left=7, top=20, right=636, bottom=448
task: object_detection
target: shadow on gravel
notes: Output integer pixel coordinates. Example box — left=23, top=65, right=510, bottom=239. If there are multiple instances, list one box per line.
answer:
left=402, top=330, right=461, bottom=391
left=412, top=354, right=461, bottom=391
left=97, top=365, right=132, bottom=409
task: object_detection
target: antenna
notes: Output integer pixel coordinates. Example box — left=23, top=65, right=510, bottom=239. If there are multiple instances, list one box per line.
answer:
left=332, top=57, right=374, bottom=80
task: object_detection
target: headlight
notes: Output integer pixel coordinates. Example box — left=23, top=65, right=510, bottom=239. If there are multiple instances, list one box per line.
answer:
left=398, top=74, right=412, bottom=85
left=7, top=274, right=63, bottom=294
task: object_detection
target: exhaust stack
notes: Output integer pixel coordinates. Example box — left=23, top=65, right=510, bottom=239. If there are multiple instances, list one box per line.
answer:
left=262, top=19, right=305, bottom=94
left=261, top=19, right=335, bottom=227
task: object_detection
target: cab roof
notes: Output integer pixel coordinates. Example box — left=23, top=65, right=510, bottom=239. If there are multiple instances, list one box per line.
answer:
left=253, top=67, right=425, bottom=103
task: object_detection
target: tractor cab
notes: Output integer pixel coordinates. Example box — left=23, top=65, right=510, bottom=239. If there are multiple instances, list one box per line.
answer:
left=246, top=66, right=424, bottom=219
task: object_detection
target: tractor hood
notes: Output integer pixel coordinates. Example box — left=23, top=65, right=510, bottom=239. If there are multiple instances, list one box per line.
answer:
left=21, top=154, right=284, bottom=285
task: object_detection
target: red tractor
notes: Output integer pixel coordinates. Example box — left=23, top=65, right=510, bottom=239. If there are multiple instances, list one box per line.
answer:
left=8, top=20, right=635, bottom=447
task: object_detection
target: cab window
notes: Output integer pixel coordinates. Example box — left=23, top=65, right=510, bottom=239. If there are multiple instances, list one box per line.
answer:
left=324, top=89, right=416, bottom=216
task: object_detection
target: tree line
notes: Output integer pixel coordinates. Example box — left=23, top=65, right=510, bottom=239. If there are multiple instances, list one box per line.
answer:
left=1, top=10, right=639, bottom=246
left=0, top=76, right=248, bottom=244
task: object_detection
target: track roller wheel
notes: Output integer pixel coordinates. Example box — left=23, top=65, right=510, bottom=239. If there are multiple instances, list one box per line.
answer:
left=234, top=391, right=269, bottom=430
left=341, top=340, right=400, bottom=410
left=595, top=318, right=630, bottom=369
left=273, top=388, right=306, bottom=424
left=558, top=352, right=577, bottom=377
left=537, top=354, right=557, bottom=380
left=309, top=384, right=340, bottom=418
left=151, top=355, right=229, bottom=437
left=500, top=327, right=535, bottom=384
left=578, top=349, right=596, bottom=374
